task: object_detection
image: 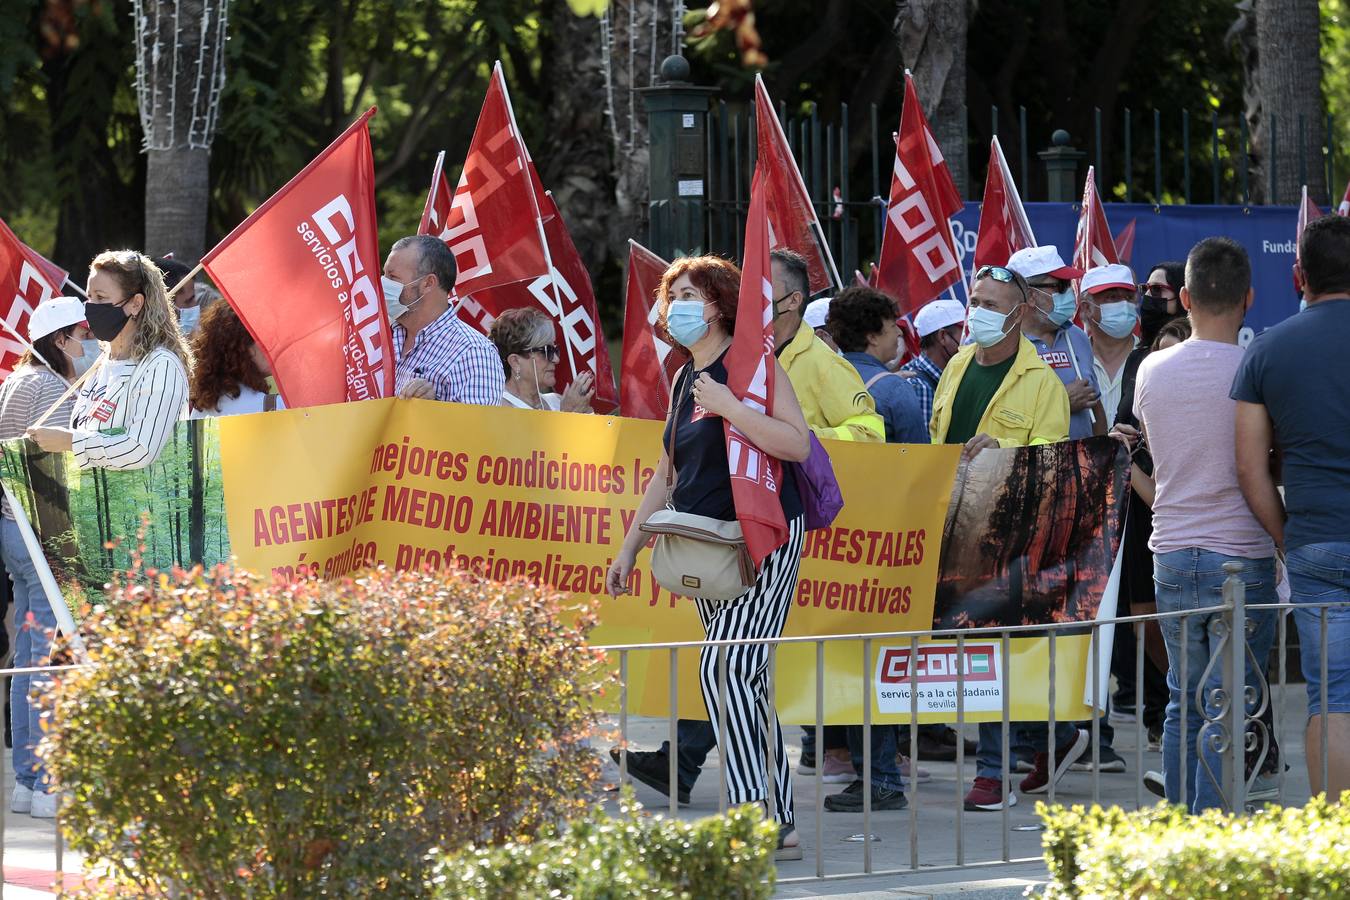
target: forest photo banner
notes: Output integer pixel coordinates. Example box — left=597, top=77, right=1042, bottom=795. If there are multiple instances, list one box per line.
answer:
left=0, top=400, right=1125, bottom=723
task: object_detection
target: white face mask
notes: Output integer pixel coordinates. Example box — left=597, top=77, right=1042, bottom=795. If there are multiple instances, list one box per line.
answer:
left=71, top=340, right=102, bottom=378
left=178, top=304, right=201, bottom=334
left=382, top=275, right=428, bottom=324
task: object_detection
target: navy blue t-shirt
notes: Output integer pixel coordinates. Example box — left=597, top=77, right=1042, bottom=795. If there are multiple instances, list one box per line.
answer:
left=661, top=355, right=802, bottom=522
left=1230, top=298, right=1350, bottom=549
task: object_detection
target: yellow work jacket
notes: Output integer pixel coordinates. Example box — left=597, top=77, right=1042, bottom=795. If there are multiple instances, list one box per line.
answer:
left=929, top=336, right=1070, bottom=447
left=778, top=321, right=884, bottom=443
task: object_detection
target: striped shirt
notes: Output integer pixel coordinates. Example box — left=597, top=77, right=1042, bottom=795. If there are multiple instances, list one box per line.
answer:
left=70, top=348, right=188, bottom=471
left=899, top=353, right=943, bottom=425
left=392, top=306, right=504, bottom=406
left=0, top=364, right=73, bottom=519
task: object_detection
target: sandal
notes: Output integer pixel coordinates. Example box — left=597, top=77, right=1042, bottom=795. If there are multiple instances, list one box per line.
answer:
left=775, top=823, right=802, bottom=861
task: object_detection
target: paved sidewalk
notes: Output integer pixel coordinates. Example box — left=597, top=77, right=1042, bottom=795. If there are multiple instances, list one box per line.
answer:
left=601, top=684, right=1312, bottom=898
left=0, top=685, right=1311, bottom=896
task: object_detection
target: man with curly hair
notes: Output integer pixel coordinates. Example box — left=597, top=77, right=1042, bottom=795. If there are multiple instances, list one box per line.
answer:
left=826, top=286, right=927, bottom=444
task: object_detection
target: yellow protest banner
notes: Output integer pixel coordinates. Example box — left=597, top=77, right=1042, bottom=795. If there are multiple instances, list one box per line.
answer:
left=221, top=399, right=1113, bottom=724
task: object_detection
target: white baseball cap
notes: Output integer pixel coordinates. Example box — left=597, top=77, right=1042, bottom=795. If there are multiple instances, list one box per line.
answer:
left=27, top=297, right=87, bottom=342
left=1007, top=245, right=1084, bottom=281
left=1080, top=263, right=1136, bottom=295
left=913, top=298, right=966, bottom=338
left=803, top=297, right=832, bottom=329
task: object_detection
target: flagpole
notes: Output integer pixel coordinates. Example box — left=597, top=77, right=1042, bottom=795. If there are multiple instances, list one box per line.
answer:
left=167, top=263, right=204, bottom=301
left=496, top=61, right=574, bottom=373
left=61, top=278, right=88, bottom=300
left=0, top=316, right=56, bottom=377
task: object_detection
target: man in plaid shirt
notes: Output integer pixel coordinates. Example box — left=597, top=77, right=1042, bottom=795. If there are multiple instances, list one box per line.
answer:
left=900, top=297, right=966, bottom=426
left=382, top=235, right=504, bottom=406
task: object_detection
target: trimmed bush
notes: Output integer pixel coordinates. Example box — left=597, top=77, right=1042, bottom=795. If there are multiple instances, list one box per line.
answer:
left=430, top=794, right=778, bottom=899
left=40, top=561, right=605, bottom=897
left=1039, top=797, right=1350, bottom=899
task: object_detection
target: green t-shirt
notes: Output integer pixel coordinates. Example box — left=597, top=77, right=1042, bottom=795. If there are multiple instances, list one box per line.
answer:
left=944, top=354, right=1017, bottom=444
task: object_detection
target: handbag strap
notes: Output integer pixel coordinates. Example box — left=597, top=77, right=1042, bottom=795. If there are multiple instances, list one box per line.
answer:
left=665, top=363, right=695, bottom=506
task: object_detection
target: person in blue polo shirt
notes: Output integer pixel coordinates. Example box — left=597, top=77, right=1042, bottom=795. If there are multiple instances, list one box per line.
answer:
left=1007, top=246, right=1105, bottom=439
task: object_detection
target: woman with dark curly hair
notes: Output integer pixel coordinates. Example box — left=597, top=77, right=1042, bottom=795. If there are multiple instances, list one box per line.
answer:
left=188, top=301, right=283, bottom=416
left=606, top=254, right=809, bottom=860
left=826, top=286, right=928, bottom=443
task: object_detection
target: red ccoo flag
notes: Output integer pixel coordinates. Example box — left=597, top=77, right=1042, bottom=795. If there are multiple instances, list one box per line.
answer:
left=1296, top=184, right=1322, bottom=270
left=620, top=239, right=682, bottom=420
left=1072, top=166, right=1119, bottom=290
left=470, top=189, right=620, bottom=412
left=875, top=72, right=964, bottom=314
left=202, top=107, right=393, bottom=409
left=18, top=240, right=68, bottom=295
left=722, top=167, right=789, bottom=565
left=421, top=62, right=551, bottom=300
left=753, top=75, right=842, bottom=295
left=1338, top=179, right=1350, bottom=216
left=0, top=216, right=64, bottom=380
left=972, top=136, right=1036, bottom=272
left=1113, top=218, right=1137, bottom=266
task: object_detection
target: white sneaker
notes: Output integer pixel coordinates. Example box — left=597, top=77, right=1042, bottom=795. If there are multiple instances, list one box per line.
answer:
left=11, top=784, right=32, bottom=814
left=29, top=790, right=58, bottom=819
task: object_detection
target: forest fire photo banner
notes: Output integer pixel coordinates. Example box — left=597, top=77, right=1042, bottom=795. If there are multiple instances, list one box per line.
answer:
left=0, top=400, right=1126, bottom=723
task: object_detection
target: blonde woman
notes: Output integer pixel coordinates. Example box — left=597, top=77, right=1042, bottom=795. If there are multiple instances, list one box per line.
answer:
left=28, top=250, right=192, bottom=470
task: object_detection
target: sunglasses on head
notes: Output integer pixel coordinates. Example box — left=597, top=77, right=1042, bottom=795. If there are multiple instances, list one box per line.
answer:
left=974, top=265, right=1028, bottom=302
left=527, top=344, right=560, bottom=363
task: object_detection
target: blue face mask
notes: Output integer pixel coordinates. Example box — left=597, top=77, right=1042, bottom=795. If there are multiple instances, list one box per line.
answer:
left=1048, top=289, right=1078, bottom=326
left=968, top=305, right=1017, bottom=348
left=666, top=299, right=711, bottom=347
left=1097, top=300, right=1138, bottom=339
left=1299, top=297, right=1308, bottom=312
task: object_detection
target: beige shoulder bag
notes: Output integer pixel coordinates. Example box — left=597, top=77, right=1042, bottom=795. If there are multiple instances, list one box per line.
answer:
left=638, top=366, right=755, bottom=601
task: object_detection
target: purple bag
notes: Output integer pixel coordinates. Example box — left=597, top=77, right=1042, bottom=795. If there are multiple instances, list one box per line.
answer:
left=789, top=432, right=844, bottom=530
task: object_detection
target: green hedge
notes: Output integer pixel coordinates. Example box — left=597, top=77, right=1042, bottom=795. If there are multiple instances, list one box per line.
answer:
left=431, top=796, right=778, bottom=899
left=1039, top=796, right=1350, bottom=899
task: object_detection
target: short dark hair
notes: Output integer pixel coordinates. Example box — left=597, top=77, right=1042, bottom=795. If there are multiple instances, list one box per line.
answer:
left=391, top=235, right=458, bottom=292
left=770, top=248, right=810, bottom=298
left=1184, top=237, right=1250, bottom=312
left=920, top=323, right=960, bottom=350
left=826, top=286, right=898, bottom=353
left=1299, top=214, right=1350, bottom=296
left=1148, top=260, right=1185, bottom=292
left=153, top=256, right=192, bottom=287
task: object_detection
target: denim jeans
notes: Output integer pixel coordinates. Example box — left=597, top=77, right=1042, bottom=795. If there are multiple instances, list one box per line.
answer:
left=976, top=720, right=1080, bottom=780
left=661, top=719, right=716, bottom=788
left=1285, top=542, right=1350, bottom=718
left=845, top=724, right=905, bottom=792
left=1, top=516, right=58, bottom=791
left=1153, top=549, right=1276, bottom=813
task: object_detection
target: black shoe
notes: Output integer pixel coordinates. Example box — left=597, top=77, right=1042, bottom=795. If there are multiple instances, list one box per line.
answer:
left=609, top=747, right=691, bottom=805
left=916, top=731, right=956, bottom=762
left=824, top=780, right=908, bottom=812
left=940, top=726, right=977, bottom=756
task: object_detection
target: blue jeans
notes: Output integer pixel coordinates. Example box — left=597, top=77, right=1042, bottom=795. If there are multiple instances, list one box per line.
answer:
left=1, top=517, right=58, bottom=791
left=1153, top=549, right=1276, bottom=813
left=976, top=720, right=1080, bottom=780
left=1286, top=543, right=1350, bottom=718
left=845, top=725, right=905, bottom=792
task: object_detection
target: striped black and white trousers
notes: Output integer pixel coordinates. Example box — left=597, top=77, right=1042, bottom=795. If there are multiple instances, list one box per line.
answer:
left=693, top=514, right=805, bottom=826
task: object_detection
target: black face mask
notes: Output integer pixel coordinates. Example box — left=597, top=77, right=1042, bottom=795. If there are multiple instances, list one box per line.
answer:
left=1138, top=295, right=1176, bottom=344
left=85, top=300, right=132, bottom=341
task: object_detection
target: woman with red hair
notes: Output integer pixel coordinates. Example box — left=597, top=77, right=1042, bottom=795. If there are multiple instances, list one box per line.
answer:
left=606, top=255, right=809, bottom=859
left=188, top=301, right=283, bottom=416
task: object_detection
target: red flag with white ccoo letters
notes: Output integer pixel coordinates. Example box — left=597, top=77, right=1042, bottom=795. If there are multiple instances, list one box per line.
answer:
left=753, top=75, right=842, bottom=295
left=972, top=136, right=1036, bottom=272
left=1072, top=166, right=1119, bottom=291
left=202, top=107, right=394, bottom=408
left=722, top=168, right=789, bottom=565
left=875, top=72, right=965, bottom=314
left=619, top=240, right=682, bottom=420
left=421, top=62, right=551, bottom=300
left=0, top=216, right=64, bottom=380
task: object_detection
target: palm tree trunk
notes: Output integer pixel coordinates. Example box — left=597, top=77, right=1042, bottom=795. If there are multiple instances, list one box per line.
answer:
left=135, top=0, right=230, bottom=261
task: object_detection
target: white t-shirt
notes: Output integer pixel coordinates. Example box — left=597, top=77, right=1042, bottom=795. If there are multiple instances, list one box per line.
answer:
left=190, top=386, right=285, bottom=418
left=502, top=391, right=562, bottom=411
left=70, top=348, right=188, bottom=471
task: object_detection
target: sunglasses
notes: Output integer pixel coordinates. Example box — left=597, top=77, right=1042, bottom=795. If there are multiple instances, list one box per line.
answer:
left=1138, top=283, right=1176, bottom=299
left=526, top=344, right=560, bottom=363
left=974, top=265, right=1028, bottom=303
